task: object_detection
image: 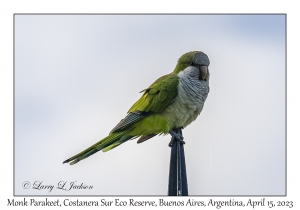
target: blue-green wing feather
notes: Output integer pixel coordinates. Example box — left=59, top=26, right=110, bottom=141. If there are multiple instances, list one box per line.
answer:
left=110, top=112, right=149, bottom=134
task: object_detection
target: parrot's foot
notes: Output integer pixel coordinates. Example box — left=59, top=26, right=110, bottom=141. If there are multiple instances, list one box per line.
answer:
left=169, top=130, right=185, bottom=147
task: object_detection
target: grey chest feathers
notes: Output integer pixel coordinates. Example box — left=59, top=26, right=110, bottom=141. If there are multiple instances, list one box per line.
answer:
left=163, top=66, right=210, bottom=128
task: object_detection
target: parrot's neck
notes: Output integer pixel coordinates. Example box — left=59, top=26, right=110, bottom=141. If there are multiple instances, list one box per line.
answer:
left=177, top=66, right=209, bottom=103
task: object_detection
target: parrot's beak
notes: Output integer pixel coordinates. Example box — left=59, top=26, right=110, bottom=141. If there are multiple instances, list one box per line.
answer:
left=200, top=66, right=208, bottom=80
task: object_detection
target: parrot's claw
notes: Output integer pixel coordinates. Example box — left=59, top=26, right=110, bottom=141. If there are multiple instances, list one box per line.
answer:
left=169, top=130, right=185, bottom=147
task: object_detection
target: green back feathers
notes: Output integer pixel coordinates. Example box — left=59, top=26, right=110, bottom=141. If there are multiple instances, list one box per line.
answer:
left=128, top=73, right=179, bottom=113
left=108, top=73, right=179, bottom=139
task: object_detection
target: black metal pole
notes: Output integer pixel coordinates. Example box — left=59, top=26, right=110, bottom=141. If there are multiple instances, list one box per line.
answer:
left=168, top=132, right=177, bottom=195
left=168, top=128, right=188, bottom=196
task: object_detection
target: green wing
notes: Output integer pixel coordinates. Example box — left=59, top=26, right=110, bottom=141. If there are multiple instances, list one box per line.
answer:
left=110, top=73, right=179, bottom=134
left=128, top=73, right=179, bottom=113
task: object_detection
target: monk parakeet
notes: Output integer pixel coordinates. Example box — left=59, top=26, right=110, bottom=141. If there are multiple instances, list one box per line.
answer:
left=63, top=51, right=210, bottom=165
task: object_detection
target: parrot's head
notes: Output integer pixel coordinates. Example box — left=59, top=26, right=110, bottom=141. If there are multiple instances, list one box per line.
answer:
left=173, top=51, right=210, bottom=81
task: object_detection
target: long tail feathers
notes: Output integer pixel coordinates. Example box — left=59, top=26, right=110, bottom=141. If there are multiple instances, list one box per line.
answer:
left=63, top=131, right=130, bottom=165
left=102, top=135, right=133, bottom=152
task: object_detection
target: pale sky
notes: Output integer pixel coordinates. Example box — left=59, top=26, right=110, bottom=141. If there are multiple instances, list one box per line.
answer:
left=14, top=14, right=285, bottom=195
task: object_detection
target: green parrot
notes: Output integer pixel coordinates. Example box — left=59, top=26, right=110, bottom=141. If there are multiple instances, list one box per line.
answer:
left=63, top=51, right=210, bottom=165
